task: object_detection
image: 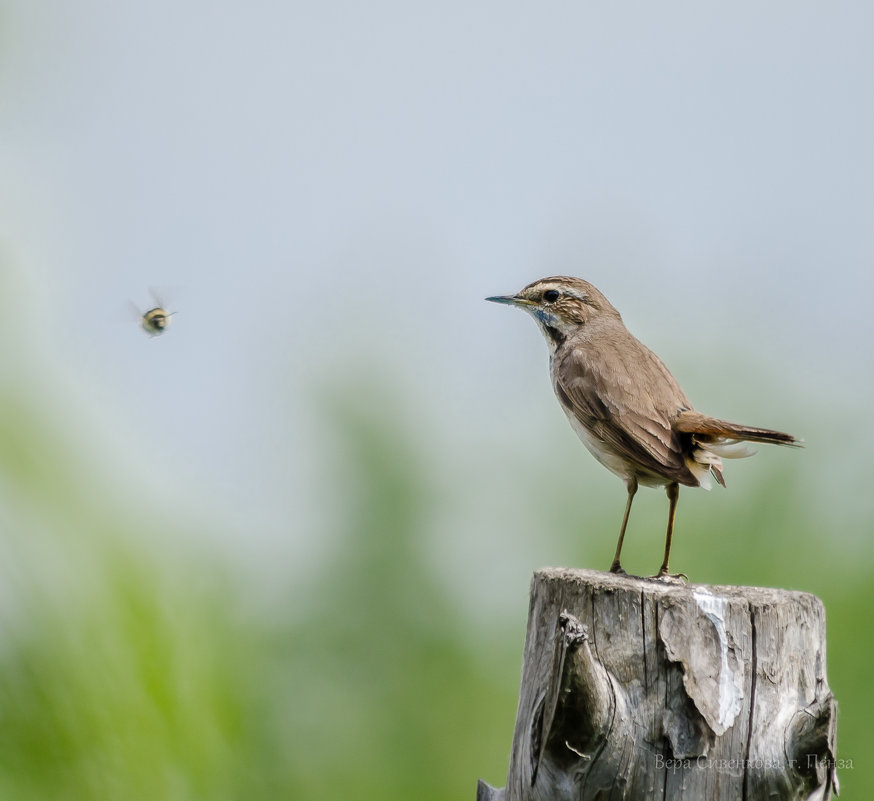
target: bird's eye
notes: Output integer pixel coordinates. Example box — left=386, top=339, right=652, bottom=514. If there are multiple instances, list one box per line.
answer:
left=543, top=289, right=560, bottom=303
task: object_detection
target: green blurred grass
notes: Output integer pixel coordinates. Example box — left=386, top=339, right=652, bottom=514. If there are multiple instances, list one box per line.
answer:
left=0, top=375, right=868, bottom=799
left=0, top=384, right=518, bottom=801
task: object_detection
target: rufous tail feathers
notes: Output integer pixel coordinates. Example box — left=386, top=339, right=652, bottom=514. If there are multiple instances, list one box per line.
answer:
left=675, top=410, right=800, bottom=447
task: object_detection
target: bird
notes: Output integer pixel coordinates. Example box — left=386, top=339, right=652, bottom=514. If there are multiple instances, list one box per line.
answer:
left=486, top=276, right=799, bottom=578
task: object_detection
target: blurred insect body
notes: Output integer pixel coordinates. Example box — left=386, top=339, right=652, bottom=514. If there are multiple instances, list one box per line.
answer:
left=140, top=306, right=173, bottom=336
left=132, top=291, right=174, bottom=337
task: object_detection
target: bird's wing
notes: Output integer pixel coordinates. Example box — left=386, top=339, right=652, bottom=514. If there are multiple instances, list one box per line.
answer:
left=554, top=338, right=694, bottom=483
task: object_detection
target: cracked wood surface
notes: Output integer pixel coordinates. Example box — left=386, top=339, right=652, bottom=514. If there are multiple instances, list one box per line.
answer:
left=478, top=568, right=837, bottom=801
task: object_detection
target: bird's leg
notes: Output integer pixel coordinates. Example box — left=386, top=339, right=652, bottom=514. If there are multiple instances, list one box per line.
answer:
left=656, top=482, right=683, bottom=579
left=610, top=477, right=638, bottom=574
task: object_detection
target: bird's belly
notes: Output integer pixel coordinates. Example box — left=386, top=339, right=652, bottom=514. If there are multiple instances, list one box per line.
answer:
left=561, top=409, right=632, bottom=477
left=561, top=408, right=668, bottom=487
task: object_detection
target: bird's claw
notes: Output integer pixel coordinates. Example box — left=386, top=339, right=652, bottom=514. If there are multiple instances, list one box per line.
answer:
left=651, top=570, right=689, bottom=584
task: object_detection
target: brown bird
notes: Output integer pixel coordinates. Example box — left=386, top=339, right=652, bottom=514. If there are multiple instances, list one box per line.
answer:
left=487, top=276, right=799, bottom=577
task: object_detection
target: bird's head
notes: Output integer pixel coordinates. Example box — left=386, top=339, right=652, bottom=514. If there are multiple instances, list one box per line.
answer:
left=486, top=276, right=619, bottom=348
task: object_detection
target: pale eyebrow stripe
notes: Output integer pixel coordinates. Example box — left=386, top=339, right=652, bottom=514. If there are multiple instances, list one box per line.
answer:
left=563, top=288, right=588, bottom=302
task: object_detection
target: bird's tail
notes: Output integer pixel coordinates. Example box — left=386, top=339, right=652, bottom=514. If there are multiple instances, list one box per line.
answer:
left=674, top=410, right=800, bottom=446
left=675, top=410, right=800, bottom=489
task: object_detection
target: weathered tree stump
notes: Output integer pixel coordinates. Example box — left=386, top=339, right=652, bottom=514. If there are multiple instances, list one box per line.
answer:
left=478, top=568, right=837, bottom=801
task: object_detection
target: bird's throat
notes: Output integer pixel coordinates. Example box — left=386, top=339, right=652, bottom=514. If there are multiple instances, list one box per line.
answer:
left=542, top=324, right=567, bottom=349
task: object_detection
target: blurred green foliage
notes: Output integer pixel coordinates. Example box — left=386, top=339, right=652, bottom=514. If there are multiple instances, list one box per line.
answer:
left=0, top=383, right=518, bottom=801
left=0, top=374, right=869, bottom=799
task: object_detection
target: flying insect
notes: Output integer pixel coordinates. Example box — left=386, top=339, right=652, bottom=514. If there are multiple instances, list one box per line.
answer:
left=140, top=305, right=172, bottom=336
left=132, top=292, right=174, bottom=337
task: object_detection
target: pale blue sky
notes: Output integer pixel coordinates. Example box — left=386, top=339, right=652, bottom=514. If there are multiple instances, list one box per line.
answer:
left=2, top=1, right=872, bottom=599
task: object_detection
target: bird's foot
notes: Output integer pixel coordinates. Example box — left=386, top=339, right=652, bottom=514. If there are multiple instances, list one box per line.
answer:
left=651, top=569, right=689, bottom=584
left=609, top=563, right=648, bottom=580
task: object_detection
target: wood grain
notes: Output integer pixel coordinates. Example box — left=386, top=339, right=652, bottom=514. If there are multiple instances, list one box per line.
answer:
left=478, top=568, right=837, bottom=801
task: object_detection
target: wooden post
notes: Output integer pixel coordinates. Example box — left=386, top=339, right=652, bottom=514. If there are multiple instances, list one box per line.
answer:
left=478, top=568, right=838, bottom=801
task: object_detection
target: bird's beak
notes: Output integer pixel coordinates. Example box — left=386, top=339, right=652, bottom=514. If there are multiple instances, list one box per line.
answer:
left=485, top=294, right=534, bottom=308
